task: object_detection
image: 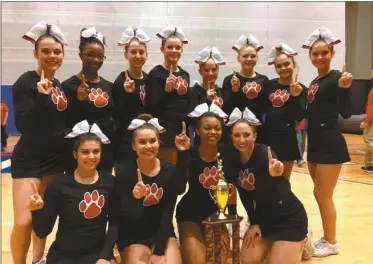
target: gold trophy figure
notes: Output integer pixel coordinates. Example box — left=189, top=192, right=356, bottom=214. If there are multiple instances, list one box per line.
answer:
left=209, top=153, right=233, bottom=220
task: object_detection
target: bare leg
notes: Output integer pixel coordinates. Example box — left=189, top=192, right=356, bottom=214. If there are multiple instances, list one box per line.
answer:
left=282, top=161, right=295, bottom=181
left=307, top=162, right=316, bottom=183
left=121, top=244, right=152, bottom=264
left=164, top=237, right=182, bottom=264
left=269, top=240, right=305, bottom=264
left=11, top=178, right=41, bottom=264
left=178, top=222, right=206, bottom=264
left=240, top=238, right=271, bottom=264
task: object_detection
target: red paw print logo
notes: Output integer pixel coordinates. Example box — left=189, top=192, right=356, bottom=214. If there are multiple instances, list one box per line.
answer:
left=243, top=81, right=261, bottom=99
left=199, top=166, right=220, bottom=189
left=89, top=88, right=109, bottom=108
left=51, top=87, right=67, bottom=111
left=143, top=183, right=163, bottom=206
left=269, top=89, right=290, bottom=107
left=307, top=84, right=319, bottom=103
left=79, top=190, right=105, bottom=219
left=139, top=85, right=146, bottom=104
left=213, top=96, right=223, bottom=108
left=175, top=76, right=188, bottom=95
left=237, top=169, right=255, bottom=191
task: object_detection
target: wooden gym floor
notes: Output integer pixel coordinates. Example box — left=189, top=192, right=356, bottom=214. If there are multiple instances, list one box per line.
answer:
left=1, top=134, right=373, bottom=263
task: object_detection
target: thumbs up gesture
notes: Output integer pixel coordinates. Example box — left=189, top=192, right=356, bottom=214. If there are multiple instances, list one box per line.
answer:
left=268, top=146, right=283, bottom=177
left=338, top=65, right=353, bottom=89
left=133, top=169, right=149, bottom=199
left=231, top=71, right=240, bottom=92
left=37, top=70, right=53, bottom=95
left=28, top=182, right=44, bottom=211
left=165, top=65, right=177, bottom=93
left=124, top=71, right=135, bottom=93
left=175, top=122, right=190, bottom=151
left=77, top=74, right=90, bottom=101
left=290, top=73, right=302, bottom=97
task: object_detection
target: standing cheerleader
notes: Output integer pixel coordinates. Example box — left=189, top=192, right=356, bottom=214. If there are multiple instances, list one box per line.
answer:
left=112, top=26, right=150, bottom=164
left=113, top=114, right=190, bottom=264
left=11, top=21, right=68, bottom=264
left=222, top=34, right=269, bottom=144
left=224, top=109, right=309, bottom=264
left=146, top=26, right=190, bottom=163
left=62, top=27, right=114, bottom=173
left=264, top=44, right=307, bottom=180
left=29, top=120, right=117, bottom=264
left=189, top=46, right=225, bottom=146
left=176, top=103, right=231, bottom=264
left=302, top=27, right=353, bottom=257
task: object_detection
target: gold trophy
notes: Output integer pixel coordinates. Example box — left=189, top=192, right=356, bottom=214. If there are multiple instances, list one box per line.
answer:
left=209, top=153, right=233, bottom=220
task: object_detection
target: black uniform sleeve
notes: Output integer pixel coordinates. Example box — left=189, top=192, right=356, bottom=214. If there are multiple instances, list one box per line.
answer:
left=289, top=84, right=308, bottom=121
left=99, top=178, right=119, bottom=260
left=338, top=88, right=352, bottom=119
left=145, top=68, right=165, bottom=115
left=31, top=181, right=60, bottom=238
left=245, top=196, right=258, bottom=225
left=222, top=75, right=238, bottom=114
left=12, top=75, right=50, bottom=134
left=61, top=80, right=84, bottom=129
left=171, top=150, right=190, bottom=194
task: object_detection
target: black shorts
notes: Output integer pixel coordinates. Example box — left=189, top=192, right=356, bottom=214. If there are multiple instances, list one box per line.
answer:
left=117, top=232, right=176, bottom=252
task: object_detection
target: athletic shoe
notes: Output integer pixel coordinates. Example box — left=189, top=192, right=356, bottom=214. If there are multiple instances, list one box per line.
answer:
left=302, top=228, right=314, bottom=260
left=313, top=238, right=339, bottom=257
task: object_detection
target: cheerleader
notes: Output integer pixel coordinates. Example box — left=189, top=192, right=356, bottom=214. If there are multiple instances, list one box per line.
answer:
left=302, top=27, right=353, bottom=257
left=11, top=21, right=68, bottom=264
left=62, top=27, right=114, bottom=173
left=188, top=46, right=225, bottom=147
left=176, top=103, right=231, bottom=264
left=113, top=114, right=190, bottom=264
left=146, top=26, right=190, bottom=163
left=224, top=108, right=310, bottom=264
left=28, top=120, right=116, bottom=264
left=264, top=44, right=307, bottom=180
left=112, top=26, right=150, bottom=164
left=222, top=34, right=269, bottom=145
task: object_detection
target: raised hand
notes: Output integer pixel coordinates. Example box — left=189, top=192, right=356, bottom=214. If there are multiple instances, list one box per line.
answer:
left=124, top=70, right=135, bottom=93
left=132, top=169, right=149, bottom=199
left=290, top=73, right=302, bottom=97
left=268, top=146, right=284, bottom=177
left=338, top=64, right=353, bottom=89
left=165, top=65, right=177, bottom=92
left=28, top=181, right=44, bottom=211
left=77, top=74, right=90, bottom=101
left=243, top=224, right=261, bottom=248
left=175, top=122, right=190, bottom=151
left=206, top=81, right=216, bottom=101
left=37, top=70, right=53, bottom=95
left=231, top=71, right=240, bottom=92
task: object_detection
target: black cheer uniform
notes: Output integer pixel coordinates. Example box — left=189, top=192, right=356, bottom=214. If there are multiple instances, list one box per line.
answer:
left=176, top=147, right=226, bottom=227
left=146, top=65, right=190, bottom=148
left=31, top=171, right=116, bottom=263
left=113, top=150, right=189, bottom=255
left=11, top=71, right=68, bottom=178
left=112, top=70, right=148, bottom=163
left=222, top=72, right=269, bottom=145
left=264, top=79, right=307, bottom=161
left=306, top=70, right=352, bottom=164
left=62, top=76, right=115, bottom=172
left=225, top=144, right=308, bottom=242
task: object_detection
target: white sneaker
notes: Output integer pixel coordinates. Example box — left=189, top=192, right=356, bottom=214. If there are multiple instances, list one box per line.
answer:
left=313, top=238, right=339, bottom=257
left=302, top=228, right=314, bottom=260
left=240, top=220, right=250, bottom=239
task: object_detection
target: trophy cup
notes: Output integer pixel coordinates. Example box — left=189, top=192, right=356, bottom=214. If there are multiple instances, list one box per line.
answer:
left=209, top=153, right=233, bottom=220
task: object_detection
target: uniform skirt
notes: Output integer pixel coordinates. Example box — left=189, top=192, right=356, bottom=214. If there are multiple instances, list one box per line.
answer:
left=46, top=244, right=103, bottom=264
left=307, top=122, right=350, bottom=164
left=256, top=194, right=307, bottom=242
left=266, top=123, right=301, bottom=161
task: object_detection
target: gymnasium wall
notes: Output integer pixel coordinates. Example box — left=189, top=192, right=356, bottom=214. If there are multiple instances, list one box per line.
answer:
left=1, top=2, right=346, bottom=135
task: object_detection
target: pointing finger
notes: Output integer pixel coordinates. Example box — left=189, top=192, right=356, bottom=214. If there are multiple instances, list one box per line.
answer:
left=40, top=70, right=45, bottom=81
left=137, top=168, right=143, bottom=183
left=182, top=121, right=186, bottom=135
left=268, top=146, right=273, bottom=161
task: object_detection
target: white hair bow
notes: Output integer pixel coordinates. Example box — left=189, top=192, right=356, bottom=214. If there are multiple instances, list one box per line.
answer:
left=65, top=120, right=110, bottom=144
left=118, top=26, right=151, bottom=46
left=22, top=21, right=68, bottom=45
left=195, top=46, right=226, bottom=66
left=156, top=25, right=188, bottom=44
left=232, top=34, right=263, bottom=52
left=81, top=27, right=106, bottom=46
left=128, top=118, right=166, bottom=133
left=188, top=103, right=228, bottom=119
left=226, top=107, right=261, bottom=126
left=268, top=44, right=298, bottom=65
left=302, top=26, right=341, bottom=49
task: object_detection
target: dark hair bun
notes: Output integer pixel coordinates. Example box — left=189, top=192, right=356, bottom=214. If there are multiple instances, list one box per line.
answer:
left=137, top=113, right=153, bottom=122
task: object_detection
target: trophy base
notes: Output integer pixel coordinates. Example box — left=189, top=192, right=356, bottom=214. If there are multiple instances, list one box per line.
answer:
left=217, top=212, right=227, bottom=220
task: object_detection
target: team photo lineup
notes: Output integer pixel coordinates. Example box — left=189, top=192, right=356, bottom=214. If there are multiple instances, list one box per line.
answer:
left=7, top=19, right=357, bottom=264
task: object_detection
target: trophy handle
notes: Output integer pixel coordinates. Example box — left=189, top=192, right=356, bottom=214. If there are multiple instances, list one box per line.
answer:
left=209, top=186, right=217, bottom=203
left=228, top=183, right=234, bottom=198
